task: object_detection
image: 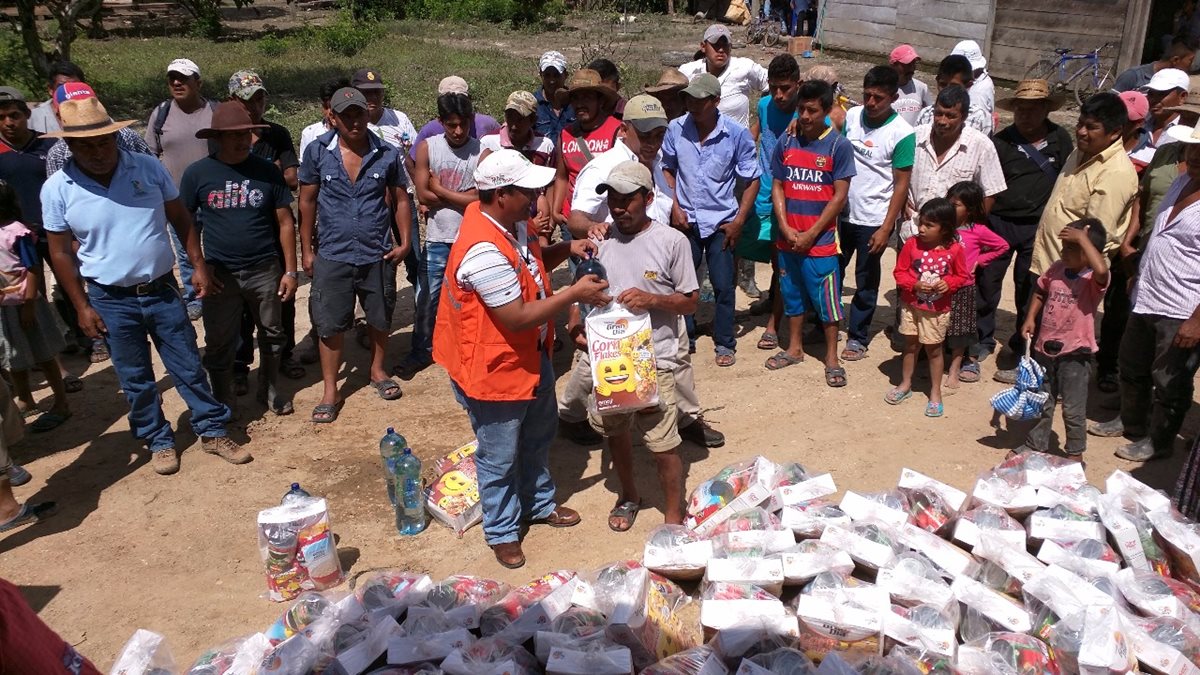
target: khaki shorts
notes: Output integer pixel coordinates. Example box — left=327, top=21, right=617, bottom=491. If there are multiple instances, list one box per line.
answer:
left=898, top=305, right=950, bottom=345
left=589, top=369, right=681, bottom=453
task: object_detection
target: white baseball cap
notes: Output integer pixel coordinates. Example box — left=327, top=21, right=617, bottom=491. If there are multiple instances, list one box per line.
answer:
left=951, top=40, right=986, bottom=71
left=167, top=58, right=200, bottom=78
left=1145, top=68, right=1190, bottom=93
left=438, top=76, right=469, bottom=96
left=474, top=149, right=556, bottom=191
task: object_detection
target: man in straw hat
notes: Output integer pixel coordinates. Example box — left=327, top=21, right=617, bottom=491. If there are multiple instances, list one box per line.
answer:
left=179, top=100, right=298, bottom=418
left=432, top=149, right=610, bottom=568
left=976, top=79, right=1072, bottom=368
left=644, top=68, right=689, bottom=121
left=41, top=95, right=248, bottom=475
left=679, top=24, right=769, bottom=128
left=550, top=68, right=623, bottom=235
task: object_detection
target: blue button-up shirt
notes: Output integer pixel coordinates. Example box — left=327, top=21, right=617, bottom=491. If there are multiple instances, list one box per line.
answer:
left=41, top=149, right=179, bottom=287
left=661, top=114, right=760, bottom=237
left=534, top=87, right=575, bottom=145
left=299, top=129, right=405, bottom=266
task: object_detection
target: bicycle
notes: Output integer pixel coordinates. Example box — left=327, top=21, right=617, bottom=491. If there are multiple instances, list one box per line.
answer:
left=1024, top=42, right=1116, bottom=107
left=746, top=11, right=787, bottom=48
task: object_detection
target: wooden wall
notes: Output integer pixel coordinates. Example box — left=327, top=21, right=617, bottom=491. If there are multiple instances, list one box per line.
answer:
left=990, top=0, right=1129, bottom=80
left=821, top=0, right=898, bottom=50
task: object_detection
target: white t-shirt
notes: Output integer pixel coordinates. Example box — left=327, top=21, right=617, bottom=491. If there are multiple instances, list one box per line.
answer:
left=298, top=120, right=328, bottom=161
left=842, top=107, right=916, bottom=228
left=570, top=142, right=674, bottom=227
left=679, top=56, right=769, bottom=128
left=970, top=72, right=995, bottom=116
left=893, top=78, right=932, bottom=127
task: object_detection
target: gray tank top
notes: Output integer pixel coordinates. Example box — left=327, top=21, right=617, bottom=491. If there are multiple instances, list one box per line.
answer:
left=425, top=134, right=481, bottom=244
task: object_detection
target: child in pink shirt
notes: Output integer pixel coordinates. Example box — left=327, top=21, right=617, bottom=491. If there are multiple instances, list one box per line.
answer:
left=945, top=182, right=1009, bottom=390
left=1019, top=218, right=1109, bottom=459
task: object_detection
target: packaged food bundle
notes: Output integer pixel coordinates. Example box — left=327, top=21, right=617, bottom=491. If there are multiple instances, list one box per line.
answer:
left=534, top=607, right=610, bottom=664
left=882, top=603, right=958, bottom=658
left=264, top=592, right=337, bottom=645
left=897, top=469, right=968, bottom=525
left=257, top=497, right=344, bottom=602
left=387, top=613, right=476, bottom=667
left=440, top=636, right=539, bottom=675
left=820, top=521, right=903, bottom=571
left=769, top=470, right=837, bottom=512
left=708, top=508, right=782, bottom=536
left=704, top=555, right=785, bottom=598
left=1127, top=615, right=1200, bottom=673
left=709, top=614, right=800, bottom=665
left=111, top=629, right=176, bottom=675
left=1035, top=538, right=1121, bottom=580
left=607, top=571, right=699, bottom=670
left=954, top=631, right=1057, bottom=675
left=587, top=303, right=659, bottom=415
left=310, top=612, right=400, bottom=675
left=736, top=647, right=816, bottom=675
left=897, top=522, right=981, bottom=579
left=779, top=499, right=850, bottom=538
left=971, top=470, right=1039, bottom=518
left=777, top=539, right=854, bottom=585
left=1026, top=503, right=1104, bottom=543
left=1106, top=470, right=1173, bottom=514
left=366, top=666, right=443, bottom=675
left=644, top=525, right=714, bottom=581
left=1116, top=568, right=1200, bottom=627
left=424, top=441, right=481, bottom=536
left=700, top=582, right=786, bottom=632
left=953, top=504, right=1028, bottom=550
left=479, top=570, right=580, bottom=644
left=876, top=553, right=954, bottom=612
left=1098, top=492, right=1172, bottom=576
left=708, top=509, right=795, bottom=558
left=1035, top=482, right=1102, bottom=515
left=686, top=458, right=777, bottom=536
left=793, top=573, right=888, bottom=663
left=641, top=645, right=728, bottom=675
left=974, top=531, right=1046, bottom=592
left=187, top=633, right=272, bottom=675
left=406, top=576, right=510, bottom=630
left=575, top=560, right=648, bottom=622
left=544, top=643, right=634, bottom=675
left=951, top=576, right=1033, bottom=634
left=1043, top=604, right=1135, bottom=674
left=1150, top=509, right=1200, bottom=585
left=1021, top=564, right=1115, bottom=631
left=353, top=570, right=432, bottom=620
left=900, top=488, right=955, bottom=536
left=994, top=450, right=1087, bottom=491
left=886, top=645, right=956, bottom=674
left=838, top=489, right=911, bottom=529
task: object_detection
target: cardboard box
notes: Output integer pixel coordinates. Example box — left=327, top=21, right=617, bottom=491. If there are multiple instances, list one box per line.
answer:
left=788, top=36, right=813, bottom=55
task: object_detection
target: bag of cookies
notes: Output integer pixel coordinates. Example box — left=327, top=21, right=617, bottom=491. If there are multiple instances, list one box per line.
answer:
left=587, top=303, right=658, bottom=416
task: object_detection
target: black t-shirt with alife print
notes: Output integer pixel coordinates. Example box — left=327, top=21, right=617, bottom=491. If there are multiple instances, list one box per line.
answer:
left=180, top=154, right=292, bottom=270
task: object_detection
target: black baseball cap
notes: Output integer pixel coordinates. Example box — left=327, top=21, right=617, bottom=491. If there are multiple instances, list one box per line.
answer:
left=331, top=87, right=368, bottom=113
left=351, top=68, right=385, bottom=91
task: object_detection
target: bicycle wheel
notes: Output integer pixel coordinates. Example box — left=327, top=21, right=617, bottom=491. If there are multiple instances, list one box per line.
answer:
left=764, top=24, right=781, bottom=47
left=1024, top=59, right=1058, bottom=83
left=1074, top=67, right=1113, bottom=107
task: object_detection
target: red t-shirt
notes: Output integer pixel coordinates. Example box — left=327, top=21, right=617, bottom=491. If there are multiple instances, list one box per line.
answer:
left=0, top=578, right=101, bottom=675
left=559, top=116, right=622, bottom=217
left=893, top=238, right=968, bottom=313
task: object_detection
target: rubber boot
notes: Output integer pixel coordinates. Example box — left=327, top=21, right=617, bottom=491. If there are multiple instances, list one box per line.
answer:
left=738, top=258, right=761, bottom=299
left=257, top=353, right=292, bottom=416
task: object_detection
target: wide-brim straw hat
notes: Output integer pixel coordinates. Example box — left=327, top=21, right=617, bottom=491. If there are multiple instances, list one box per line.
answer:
left=555, top=69, right=619, bottom=108
left=43, top=97, right=135, bottom=138
left=644, top=68, right=689, bottom=94
left=996, top=79, right=1065, bottom=112
left=196, top=100, right=268, bottom=139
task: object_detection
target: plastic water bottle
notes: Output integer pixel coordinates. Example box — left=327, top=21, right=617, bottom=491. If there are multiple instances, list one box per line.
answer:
left=395, top=447, right=426, bottom=535
left=280, top=482, right=311, bottom=505
left=574, top=253, right=608, bottom=314
left=379, top=427, right=406, bottom=506
left=698, top=262, right=714, bottom=303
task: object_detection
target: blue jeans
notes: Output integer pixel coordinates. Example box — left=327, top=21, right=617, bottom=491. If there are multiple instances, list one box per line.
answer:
left=451, top=354, right=558, bottom=545
left=88, top=280, right=230, bottom=452
left=685, top=228, right=736, bottom=354
left=167, top=227, right=197, bottom=306
left=410, top=241, right=451, bottom=363
left=838, top=220, right=884, bottom=347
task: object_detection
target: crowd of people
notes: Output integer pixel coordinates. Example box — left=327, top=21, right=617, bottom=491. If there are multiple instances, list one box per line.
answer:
left=0, top=25, right=1196, bottom=570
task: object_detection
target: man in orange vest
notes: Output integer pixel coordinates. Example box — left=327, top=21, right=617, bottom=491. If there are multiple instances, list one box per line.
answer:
left=433, top=149, right=611, bottom=569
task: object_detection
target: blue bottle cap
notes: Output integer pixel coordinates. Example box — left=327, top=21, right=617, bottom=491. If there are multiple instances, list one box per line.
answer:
left=291, top=482, right=300, bottom=490
left=404, top=447, right=412, bottom=455
left=386, top=426, right=395, bottom=434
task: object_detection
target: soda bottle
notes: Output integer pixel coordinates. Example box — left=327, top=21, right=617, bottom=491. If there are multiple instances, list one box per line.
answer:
left=280, top=483, right=312, bottom=506
left=395, top=447, right=426, bottom=535
left=379, top=427, right=406, bottom=506
left=574, top=253, right=608, bottom=313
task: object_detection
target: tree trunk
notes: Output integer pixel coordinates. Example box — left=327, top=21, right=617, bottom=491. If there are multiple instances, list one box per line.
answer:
left=667, top=0, right=675, bottom=13
left=8, top=0, right=103, bottom=80
left=11, top=0, right=50, bottom=79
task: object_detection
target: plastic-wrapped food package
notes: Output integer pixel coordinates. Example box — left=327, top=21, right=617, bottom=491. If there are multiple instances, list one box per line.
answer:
left=644, top=525, right=714, bottom=581
left=111, top=629, right=176, bottom=675
left=977, top=559, right=1024, bottom=596
left=365, top=666, right=443, bottom=675
left=951, top=576, right=1033, bottom=634
left=793, top=573, right=889, bottom=663
left=609, top=571, right=700, bottom=670
left=1034, top=538, right=1120, bottom=581
left=406, top=576, right=510, bottom=630
left=709, top=508, right=782, bottom=536
left=708, top=509, right=795, bottom=560
left=896, top=522, right=981, bottom=579
left=876, top=553, right=954, bottom=611
left=257, top=632, right=320, bottom=675
left=777, top=539, right=854, bottom=585
left=953, top=504, right=1029, bottom=550
left=1106, top=470, right=1173, bottom=514
left=533, top=607, right=609, bottom=664
left=574, top=560, right=648, bottom=621
left=1021, top=564, right=1115, bottom=629
left=954, top=631, right=1058, bottom=675
left=478, top=571, right=580, bottom=644
left=1149, top=509, right=1200, bottom=585
left=641, top=645, right=729, bottom=675
left=687, top=457, right=778, bottom=536
left=820, top=521, right=903, bottom=571
left=387, top=612, right=476, bottom=666
left=886, top=645, right=956, bottom=674
left=838, top=490, right=911, bottom=529
left=264, top=592, right=336, bottom=645
left=1127, top=615, right=1200, bottom=673
left=770, top=470, right=837, bottom=511
left=994, top=451, right=1087, bottom=491
left=736, top=647, right=816, bottom=675
left=310, top=613, right=400, bottom=675
left=257, top=497, right=344, bottom=602
left=971, top=470, right=1039, bottom=519
left=1098, top=492, right=1172, bottom=576
left=1026, top=504, right=1104, bottom=543
left=353, top=570, right=432, bottom=620
left=780, top=500, right=850, bottom=539
left=710, top=614, right=800, bottom=665
left=1115, top=568, right=1200, bottom=628
left=841, top=651, right=927, bottom=675
left=898, top=469, right=968, bottom=522
left=425, top=441, right=482, bottom=537
left=700, top=581, right=786, bottom=632
left=186, top=633, right=272, bottom=675
left=545, top=643, right=635, bottom=675
left=440, top=637, right=539, bottom=675
left=974, top=531, right=1047, bottom=591
left=883, top=603, right=958, bottom=658
left=902, top=487, right=955, bottom=535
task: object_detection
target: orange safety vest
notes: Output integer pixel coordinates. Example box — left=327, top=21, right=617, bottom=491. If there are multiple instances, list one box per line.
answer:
left=433, top=202, right=555, bottom=401
left=559, top=115, right=623, bottom=217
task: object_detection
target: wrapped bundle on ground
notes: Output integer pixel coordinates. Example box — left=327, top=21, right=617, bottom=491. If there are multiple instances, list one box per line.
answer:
left=780, top=499, right=850, bottom=539
left=1126, top=614, right=1200, bottom=674
left=954, top=631, right=1058, bottom=674
left=898, top=469, right=968, bottom=536
left=353, top=570, right=432, bottom=620
left=792, top=572, right=888, bottom=663
left=876, top=553, right=954, bottom=612
left=820, top=521, right=904, bottom=571
left=641, top=645, right=728, bottom=675
left=388, top=610, right=476, bottom=666
left=699, top=582, right=785, bottom=633
left=257, top=497, right=344, bottom=602
left=405, top=576, right=510, bottom=631
left=440, top=636, right=539, bottom=675
left=644, top=525, right=713, bottom=581
left=686, top=457, right=778, bottom=536
left=838, top=490, right=911, bottom=530
left=953, top=504, right=1028, bottom=551
left=1026, top=503, right=1104, bottom=544
left=766, top=463, right=836, bottom=512
left=882, top=603, right=958, bottom=659
left=533, top=607, right=609, bottom=664
left=1098, top=492, right=1172, bottom=576
left=1035, top=538, right=1121, bottom=580
left=478, top=571, right=581, bottom=644
left=735, top=647, right=816, bottom=674
left=776, top=539, right=854, bottom=586
left=186, top=633, right=272, bottom=675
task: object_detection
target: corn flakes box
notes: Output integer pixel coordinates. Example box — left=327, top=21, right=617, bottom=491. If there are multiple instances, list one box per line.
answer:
left=425, top=441, right=482, bottom=537
left=586, top=304, right=658, bottom=415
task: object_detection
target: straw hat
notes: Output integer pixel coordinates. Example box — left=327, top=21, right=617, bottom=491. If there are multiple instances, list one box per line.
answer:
left=643, top=68, right=689, bottom=94
left=196, top=101, right=268, bottom=139
left=996, top=79, right=1065, bottom=112
left=1166, top=124, right=1200, bottom=144
left=43, top=97, right=135, bottom=138
left=1165, top=74, right=1200, bottom=117
left=555, top=69, right=619, bottom=107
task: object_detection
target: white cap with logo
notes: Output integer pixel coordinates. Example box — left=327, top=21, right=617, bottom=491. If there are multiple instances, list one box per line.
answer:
left=167, top=58, right=200, bottom=77
left=1146, top=68, right=1191, bottom=93
left=474, top=149, right=556, bottom=191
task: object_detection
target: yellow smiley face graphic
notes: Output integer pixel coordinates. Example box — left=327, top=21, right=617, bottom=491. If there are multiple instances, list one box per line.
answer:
left=440, top=470, right=471, bottom=495
left=595, top=355, right=637, bottom=396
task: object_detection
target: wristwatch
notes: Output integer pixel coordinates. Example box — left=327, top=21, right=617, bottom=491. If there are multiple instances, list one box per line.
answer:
left=284, top=272, right=299, bottom=279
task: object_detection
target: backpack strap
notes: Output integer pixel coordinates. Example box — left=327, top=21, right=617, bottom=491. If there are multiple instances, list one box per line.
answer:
left=152, top=100, right=171, bottom=156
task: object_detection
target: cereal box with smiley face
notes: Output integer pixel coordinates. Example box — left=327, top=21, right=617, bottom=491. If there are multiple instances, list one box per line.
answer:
left=425, top=440, right=482, bottom=537
left=587, top=304, right=659, bottom=415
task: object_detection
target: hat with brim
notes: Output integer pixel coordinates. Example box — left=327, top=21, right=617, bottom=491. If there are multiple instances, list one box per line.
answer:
left=1165, top=74, right=1200, bottom=116
left=196, top=100, right=268, bottom=139
left=475, top=148, right=557, bottom=190
left=995, top=79, right=1064, bottom=113
left=1166, top=124, right=1200, bottom=144
left=596, top=160, right=653, bottom=195
left=643, top=68, right=689, bottom=94
left=555, top=69, right=619, bottom=108
left=43, top=97, right=135, bottom=138
left=681, top=73, right=721, bottom=100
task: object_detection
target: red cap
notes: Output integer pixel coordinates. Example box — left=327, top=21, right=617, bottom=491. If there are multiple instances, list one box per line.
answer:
left=54, top=82, right=95, bottom=105
left=890, top=44, right=919, bottom=65
left=1119, top=90, right=1149, bottom=122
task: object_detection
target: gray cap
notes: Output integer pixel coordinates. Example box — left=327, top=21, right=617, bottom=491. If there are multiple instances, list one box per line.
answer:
left=681, top=73, right=721, bottom=99
left=330, top=87, right=368, bottom=113
left=703, top=24, right=732, bottom=44
left=0, top=87, right=26, bottom=104
left=597, top=160, right=653, bottom=195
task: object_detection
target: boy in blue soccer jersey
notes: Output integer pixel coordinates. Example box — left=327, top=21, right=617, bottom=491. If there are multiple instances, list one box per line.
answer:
left=768, top=80, right=856, bottom=386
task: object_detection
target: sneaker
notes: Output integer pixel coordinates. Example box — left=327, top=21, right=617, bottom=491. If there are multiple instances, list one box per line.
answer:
left=1087, top=418, right=1145, bottom=438
left=201, top=436, right=253, bottom=464
left=1115, top=438, right=1171, bottom=462
left=6, top=464, right=31, bottom=486
left=737, top=260, right=761, bottom=299
left=993, top=368, right=1018, bottom=385
left=186, top=302, right=203, bottom=322
left=559, top=419, right=602, bottom=446
left=152, top=449, right=180, bottom=475
left=680, top=418, right=725, bottom=448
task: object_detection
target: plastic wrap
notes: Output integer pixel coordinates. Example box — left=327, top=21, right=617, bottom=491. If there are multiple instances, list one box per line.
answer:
left=111, top=629, right=176, bottom=675
left=545, top=643, right=634, bottom=675
left=951, top=576, right=1033, bottom=634
left=953, top=504, right=1028, bottom=550
left=777, top=539, right=855, bottom=585
left=708, top=508, right=783, bottom=536
left=686, top=458, right=777, bottom=536
left=876, top=553, right=954, bottom=611
left=587, top=303, right=659, bottom=415
left=1106, top=470, right=1174, bottom=514
left=700, top=582, right=786, bottom=632
left=883, top=603, right=958, bottom=657
left=1026, top=504, right=1104, bottom=543
left=903, top=487, right=955, bottom=535
left=885, top=645, right=955, bottom=674
left=264, top=592, right=336, bottom=645
left=424, top=441, right=482, bottom=537
left=710, top=614, right=800, bottom=664
left=641, top=645, right=728, bottom=675
left=770, top=472, right=838, bottom=511
left=793, top=573, right=889, bottom=662
left=737, top=647, right=816, bottom=674
left=440, top=637, right=539, bottom=675
left=994, top=451, right=1087, bottom=491
left=896, top=523, right=981, bottom=579
left=256, top=497, right=344, bottom=602
left=1098, top=492, right=1172, bottom=576
left=1150, top=509, right=1200, bottom=585
left=353, top=570, right=432, bottom=619
left=974, top=531, right=1047, bottom=591
left=971, top=470, right=1039, bottom=518
left=1115, top=568, right=1200, bottom=628
left=838, top=490, right=911, bottom=529
left=1128, top=615, right=1200, bottom=673
left=954, top=631, right=1057, bottom=674
left=186, top=633, right=272, bottom=675
left=533, top=608, right=609, bottom=664
left=312, top=613, right=399, bottom=675
left=479, top=571, right=579, bottom=644
left=780, top=500, right=850, bottom=539
left=819, top=521, right=903, bottom=571
left=644, top=525, right=714, bottom=581
left=406, top=576, right=510, bottom=630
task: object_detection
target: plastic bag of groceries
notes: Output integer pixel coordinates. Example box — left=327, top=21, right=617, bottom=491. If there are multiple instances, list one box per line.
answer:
left=405, top=576, right=510, bottom=631
left=954, top=631, right=1057, bottom=674
left=1044, top=604, right=1135, bottom=674
left=1126, top=614, right=1200, bottom=672
left=479, top=571, right=580, bottom=644
left=308, top=610, right=398, bottom=675
left=839, top=651, right=928, bottom=675
left=776, top=539, right=854, bottom=586
left=1115, top=567, right=1200, bottom=628
left=700, top=581, right=785, bottom=634
left=365, top=666, right=443, bottom=675
left=425, top=441, right=482, bottom=537
left=534, top=607, right=609, bottom=664
left=793, top=573, right=888, bottom=663
left=353, top=570, right=432, bottom=620
left=971, top=469, right=1040, bottom=519
left=953, top=504, right=1028, bottom=550
left=644, top=525, right=714, bottom=581
left=897, top=468, right=968, bottom=534
left=1149, top=509, right=1200, bottom=585
left=186, top=633, right=272, bottom=675
left=1098, top=491, right=1172, bottom=576
left=994, top=450, right=1087, bottom=491
left=710, top=613, right=799, bottom=666
left=1026, top=503, right=1104, bottom=544
left=820, top=520, right=904, bottom=571
left=735, top=647, right=816, bottom=675
left=951, top=576, right=1033, bottom=634
left=257, top=497, right=344, bottom=602
left=768, top=464, right=837, bottom=512
left=882, top=603, right=958, bottom=659
left=641, top=645, right=728, bottom=675
left=111, top=629, right=176, bottom=675
left=263, top=592, right=339, bottom=645
left=587, top=303, right=659, bottom=415
left=1035, top=538, right=1121, bottom=580
left=886, top=645, right=956, bottom=674
left=545, top=642, right=634, bottom=675
left=876, top=553, right=954, bottom=612
left=686, top=457, right=777, bottom=535
left=838, top=489, right=911, bottom=529
left=780, top=499, right=850, bottom=539
left=388, top=609, right=476, bottom=667
left=440, top=636, right=539, bottom=675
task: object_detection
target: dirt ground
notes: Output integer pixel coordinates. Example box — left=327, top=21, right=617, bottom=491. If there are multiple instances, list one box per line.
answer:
left=0, top=14, right=1183, bottom=671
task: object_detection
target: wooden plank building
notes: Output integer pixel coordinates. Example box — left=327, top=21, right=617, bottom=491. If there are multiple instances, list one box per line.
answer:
left=820, top=0, right=1154, bottom=81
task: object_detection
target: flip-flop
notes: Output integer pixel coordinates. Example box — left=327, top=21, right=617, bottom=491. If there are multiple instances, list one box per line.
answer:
left=756, top=332, right=779, bottom=350
left=608, top=500, right=641, bottom=532
left=7, top=464, right=31, bottom=487
left=715, top=352, right=736, bottom=367
left=925, top=402, right=944, bottom=418
left=824, top=366, right=847, bottom=387
left=765, top=351, right=802, bottom=370
left=63, top=375, right=83, bottom=393
left=30, top=411, right=70, bottom=433
left=885, top=388, right=912, bottom=405
left=0, top=501, right=55, bottom=532
left=959, top=362, right=981, bottom=383
left=311, top=400, right=344, bottom=424
left=371, top=378, right=404, bottom=401
left=841, top=340, right=868, bottom=361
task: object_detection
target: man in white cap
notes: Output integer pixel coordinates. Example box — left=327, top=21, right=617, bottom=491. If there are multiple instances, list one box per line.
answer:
left=1143, top=68, right=1191, bottom=156
left=952, top=39, right=994, bottom=118
left=534, top=51, right=574, bottom=142
left=679, top=24, right=769, bottom=128
left=145, top=57, right=218, bottom=322
left=432, top=149, right=609, bottom=569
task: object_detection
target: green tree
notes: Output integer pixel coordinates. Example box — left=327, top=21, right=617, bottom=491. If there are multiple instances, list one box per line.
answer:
left=5, top=0, right=102, bottom=80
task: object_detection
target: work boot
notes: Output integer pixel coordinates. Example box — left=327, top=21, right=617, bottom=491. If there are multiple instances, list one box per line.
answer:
left=1088, top=418, right=1144, bottom=438
left=152, top=448, right=180, bottom=475
left=738, top=259, right=761, bottom=299
left=201, top=436, right=252, bottom=464
left=256, top=354, right=293, bottom=416
left=1115, top=438, right=1171, bottom=462
left=491, top=541, right=525, bottom=569
left=680, top=417, right=725, bottom=448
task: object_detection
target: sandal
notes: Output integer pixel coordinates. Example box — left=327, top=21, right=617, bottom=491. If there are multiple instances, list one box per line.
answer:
left=765, top=351, right=802, bottom=370
left=280, top=358, right=306, bottom=380
left=311, top=400, right=344, bottom=424
left=0, top=501, right=55, bottom=532
left=63, top=375, right=83, bottom=393
left=756, top=332, right=779, bottom=350
left=841, top=339, right=868, bottom=361
left=824, top=366, right=847, bottom=387
left=30, top=411, right=71, bottom=433
left=371, top=378, right=404, bottom=401
left=608, top=500, right=641, bottom=532
left=715, top=352, right=736, bottom=367
left=885, top=388, right=912, bottom=405
left=925, top=401, right=944, bottom=418
left=959, top=362, right=981, bottom=383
